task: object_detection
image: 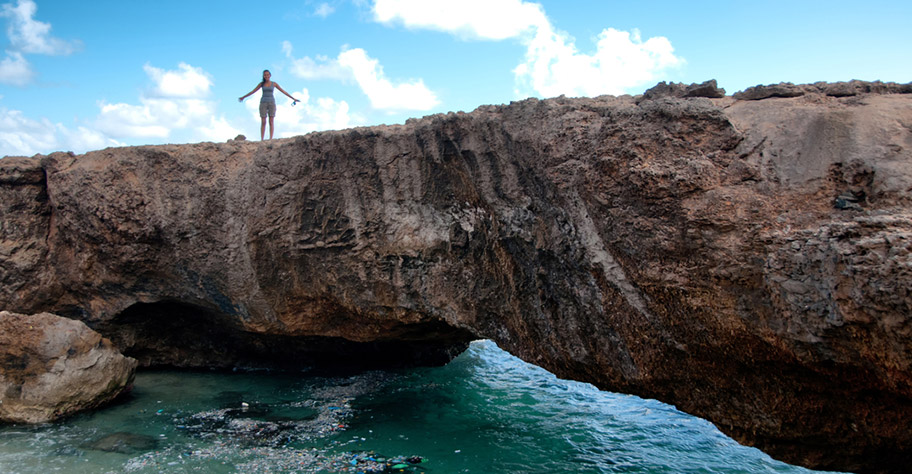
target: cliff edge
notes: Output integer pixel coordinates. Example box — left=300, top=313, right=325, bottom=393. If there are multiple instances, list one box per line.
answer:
left=2, top=81, right=911, bottom=473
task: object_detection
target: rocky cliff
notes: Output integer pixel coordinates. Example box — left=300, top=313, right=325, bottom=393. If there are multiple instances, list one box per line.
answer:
left=1, top=81, right=910, bottom=473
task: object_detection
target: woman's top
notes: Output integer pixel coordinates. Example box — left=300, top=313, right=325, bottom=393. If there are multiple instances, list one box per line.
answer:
left=260, top=84, right=275, bottom=103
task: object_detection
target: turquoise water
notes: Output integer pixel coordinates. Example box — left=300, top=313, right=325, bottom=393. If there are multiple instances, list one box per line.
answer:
left=0, top=340, right=841, bottom=474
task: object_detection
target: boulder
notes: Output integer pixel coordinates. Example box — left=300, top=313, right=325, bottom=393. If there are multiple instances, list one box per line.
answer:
left=0, top=311, right=137, bottom=424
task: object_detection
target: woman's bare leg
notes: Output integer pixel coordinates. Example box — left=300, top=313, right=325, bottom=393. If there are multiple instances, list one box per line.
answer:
left=260, top=117, right=267, bottom=141
left=268, top=116, right=275, bottom=140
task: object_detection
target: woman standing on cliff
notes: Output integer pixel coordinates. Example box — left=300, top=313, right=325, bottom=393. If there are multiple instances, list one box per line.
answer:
left=239, top=70, right=299, bottom=140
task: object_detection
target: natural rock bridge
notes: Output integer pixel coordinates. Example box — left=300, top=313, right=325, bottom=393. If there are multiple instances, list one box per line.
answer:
left=2, top=81, right=911, bottom=473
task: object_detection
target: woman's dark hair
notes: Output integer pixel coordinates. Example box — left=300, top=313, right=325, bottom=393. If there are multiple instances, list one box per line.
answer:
left=260, top=69, right=271, bottom=86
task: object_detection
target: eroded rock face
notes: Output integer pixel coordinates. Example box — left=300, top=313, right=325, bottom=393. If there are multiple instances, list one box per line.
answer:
left=1, top=82, right=911, bottom=472
left=0, top=311, right=137, bottom=423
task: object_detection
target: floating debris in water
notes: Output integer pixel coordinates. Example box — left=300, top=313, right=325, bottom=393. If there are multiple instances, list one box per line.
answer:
left=124, top=444, right=427, bottom=473
left=81, top=432, right=159, bottom=454
left=120, top=371, right=429, bottom=473
left=314, top=451, right=426, bottom=473
left=177, top=393, right=354, bottom=446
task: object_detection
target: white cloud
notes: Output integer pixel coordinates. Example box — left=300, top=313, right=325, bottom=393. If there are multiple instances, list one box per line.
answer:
left=314, top=2, right=335, bottom=18
left=95, top=63, right=238, bottom=142
left=338, top=48, right=439, bottom=110
left=1, top=60, right=247, bottom=156
left=95, top=100, right=177, bottom=139
left=372, top=0, right=546, bottom=40
left=284, top=41, right=439, bottom=111
left=62, top=125, right=118, bottom=153
left=0, top=0, right=80, bottom=55
left=515, top=26, right=683, bottom=97
left=1, top=106, right=122, bottom=157
left=283, top=41, right=349, bottom=80
left=369, top=0, right=683, bottom=98
left=0, top=0, right=80, bottom=86
left=242, top=87, right=355, bottom=138
left=143, top=62, right=213, bottom=98
left=0, top=106, right=56, bottom=155
left=0, top=50, right=32, bottom=85
left=198, top=115, right=243, bottom=142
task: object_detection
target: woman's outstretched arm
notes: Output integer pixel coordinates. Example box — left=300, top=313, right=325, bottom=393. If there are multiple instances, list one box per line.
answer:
left=238, top=84, right=263, bottom=101
left=273, top=83, right=299, bottom=102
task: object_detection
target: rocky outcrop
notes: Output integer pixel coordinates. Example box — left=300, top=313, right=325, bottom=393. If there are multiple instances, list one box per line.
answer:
left=1, top=81, right=911, bottom=472
left=641, top=79, right=726, bottom=100
left=733, top=80, right=912, bottom=100
left=0, top=311, right=137, bottom=423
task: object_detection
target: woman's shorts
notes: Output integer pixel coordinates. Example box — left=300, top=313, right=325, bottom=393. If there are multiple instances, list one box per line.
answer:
left=259, top=101, right=276, bottom=118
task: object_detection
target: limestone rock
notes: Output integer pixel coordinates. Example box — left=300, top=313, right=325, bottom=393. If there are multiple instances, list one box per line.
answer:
left=641, top=79, right=726, bottom=100
left=734, top=80, right=912, bottom=100
left=1, top=81, right=912, bottom=472
left=733, top=82, right=807, bottom=100
left=0, top=311, right=137, bottom=424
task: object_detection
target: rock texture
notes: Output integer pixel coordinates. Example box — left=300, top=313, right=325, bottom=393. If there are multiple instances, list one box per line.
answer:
left=1, top=81, right=911, bottom=472
left=641, top=79, right=726, bottom=100
left=0, top=311, right=137, bottom=423
left=733, top=80, right=912, bottom=100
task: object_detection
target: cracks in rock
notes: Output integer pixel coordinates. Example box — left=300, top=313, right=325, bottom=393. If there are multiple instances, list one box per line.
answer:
left=564, top=191, right=655, bottom=321
left=737, top=136, right=766, bottom=161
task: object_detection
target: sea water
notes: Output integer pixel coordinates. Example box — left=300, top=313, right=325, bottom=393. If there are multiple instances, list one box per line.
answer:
left=0, top=340, right=843, bottom=474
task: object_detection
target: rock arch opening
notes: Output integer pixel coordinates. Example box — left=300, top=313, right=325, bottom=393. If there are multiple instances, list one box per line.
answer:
left=96, top=300, right=476, bottom=371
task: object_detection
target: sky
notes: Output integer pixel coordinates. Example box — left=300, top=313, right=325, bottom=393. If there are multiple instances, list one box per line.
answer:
left=1, top=0, right=910, bottom=157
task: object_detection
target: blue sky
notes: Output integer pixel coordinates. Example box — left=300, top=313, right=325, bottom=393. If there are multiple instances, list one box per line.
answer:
left=2, top=0, right=910, bottom=157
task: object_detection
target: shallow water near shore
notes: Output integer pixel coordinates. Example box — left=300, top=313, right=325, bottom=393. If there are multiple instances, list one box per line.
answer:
left=0, top=340, right=842, bottom=474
